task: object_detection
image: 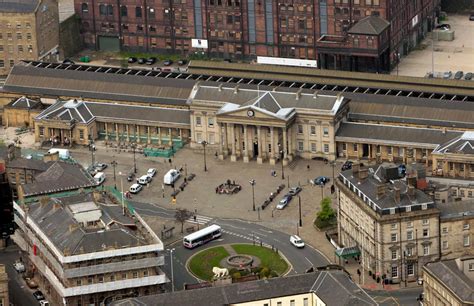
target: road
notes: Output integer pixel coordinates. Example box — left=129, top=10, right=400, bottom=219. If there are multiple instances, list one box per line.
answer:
left=369, top=287, right=423, bottom=306
left=130, top=200, right=329, bottom=290
left=0, top=244, right=39, bottom=306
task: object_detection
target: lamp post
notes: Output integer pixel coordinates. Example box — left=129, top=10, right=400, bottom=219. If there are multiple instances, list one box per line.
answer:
left=131, top=143, right=137, bottom=174
left=89, top=135, right=95, bottom=166
left=298, top=195, right=302, bottom=227
left=249, top=179, right=256, bottom=211
left=111, top=159, right=117, bottom=190
left=167, top=248, right=175, bottom=292
left=200, top=140, right=208, bottom=172
left=396, top=52, right=401, bottom=76
left=320, top=184, right=324, bottom=201
left=118, top=171, right=125, bottom=216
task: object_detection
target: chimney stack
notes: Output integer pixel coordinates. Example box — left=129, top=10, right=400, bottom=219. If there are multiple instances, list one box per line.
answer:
left=376, top=184, right=386, bottom=200
left=407, top=185, right=416, bottom=197
left=358, top=168, right=368, bottom=180
left=407, top=176, right=417, bottom=187
left=393, top=187, right=401, bottom=203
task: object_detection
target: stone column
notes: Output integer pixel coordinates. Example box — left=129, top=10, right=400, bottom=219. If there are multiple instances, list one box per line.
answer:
left=179, top=128, right=182, bottom=140
left=287, top=127, right=293, bottom=161
left=223, top=123, right=229, bottom=157
left=105, top=122, right=109, bottom=140
left=126, top=124, right=130, bottom=142
left=270, top=127, right=276, bottom=165
left=169, top=128, right=173, bottom=147
left=243, top=125, right=249, bottom=163
left=283, top=127, right=289, bottom=166
left=230, top=124, right=237, bottom=162
left=137, top=125, right=141, bottom=143
left=218, top=123, right=224, bottom=159
left=147, top=126, right=151, bottom=144
left=115, top=123, right=119, bottom=142
left=257, top=126, right=264, bottom=164
left=158, top=127, right=162, bottom=145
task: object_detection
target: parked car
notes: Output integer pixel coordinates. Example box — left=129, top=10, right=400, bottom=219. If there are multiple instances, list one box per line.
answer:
left=435, top=24, right=450, bottom=31
left=147, top=168, right=157, bottom=178
left=469, top=13, right=474, bottom=21
left=25, top=278, right=38, bottom=289
left=138, top=175, right=151, bottom=185
left=62, top=59, right=75, bottom=65
left=129, top=183, right=143, bottom=194
left=137, top=58, right=147, bottom=64
left=311, top=176, right=330, bottom=186
left=33, top=290, right=45, bottom=301
left=178, top=59, right=188, bottom=66
left=223, top=58, right=232, bottom=63
left=454, top=71, right=464, bottom=80
left=146, top=57, right=157, bottom=65
left=341, top=160, right=353, bottom=171
left=464, top=72, right=473, bottom=80
left=39, top=301, right=50, bottom=306
left=127, top=173, right=135, bottom=182
left=163, top=59, right=173, bottom=66
left=94, top=163, right=108, bottom=171
left=128, top=57, right=137, bottom=63
left=288, top=186, right=302, bottom=196
left=290, top=235, right=305, bottom=248
left=13, top=262, right=25, bottom=273
left=276, top=194, right=293, bottom=210
left=443, top=71, right=452, bottom=79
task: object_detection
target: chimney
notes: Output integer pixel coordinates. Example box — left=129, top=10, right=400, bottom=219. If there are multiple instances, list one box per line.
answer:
left=407, top=185, right=416, bottom=197
left=358, top=168, right=368, bottom=180
left=406, top=176, right=417, bottom=187
left=393, top=187, right=401, bottom=203
left=376, top=184, right=386, bottom=200
left=43, top=151, right=59, bottom=162
left=352, top=163, right=360, bottom=175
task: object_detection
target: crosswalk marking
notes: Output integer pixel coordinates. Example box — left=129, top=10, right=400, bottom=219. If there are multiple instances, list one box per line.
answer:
left=222, top=230, right=272, bottom=248
left=186, top=214, right=213, bottom=225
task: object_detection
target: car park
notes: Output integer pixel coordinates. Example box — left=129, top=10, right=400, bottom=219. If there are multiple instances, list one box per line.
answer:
left=311, top=176, right=330, bottom=186
left=138, top=175, right=151, bottom=185
left=288, top=186, right=302, bottom=196
left=146, top=57, right=157, bottom=65
left=443, top=71, right=452, bottom=79
left=147, top=168, right=157, bottom=178
left=163, top=59, right=173, bottom=66
left=128, top=57, right=137, bottom=63
left=129, top=183, right=143, bottom=194
left=13, top=262, right=25, bottom=273
left=290, top=235, right=305, bottom=248
left=454, top=71, right=464, bottom=80
left=341, top=160, right=353, bottom=171
left=178, top=59, right=188, bottom=66
left=464, top=72, right=473, bottom=80
left=276, top=194, right=292, bottom=210
left=33, top=290, right=45, bottom=301
left=138, top=58, right=147, bottom=64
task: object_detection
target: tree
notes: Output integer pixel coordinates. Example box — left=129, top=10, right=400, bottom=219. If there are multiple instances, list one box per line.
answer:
left=175, top=208, right=193, bottom=233
left=317, top=197, right=335, bottom=221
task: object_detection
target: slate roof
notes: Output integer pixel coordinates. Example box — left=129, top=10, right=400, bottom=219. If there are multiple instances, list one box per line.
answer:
left=5, top=96, right=43, bottom=109
left=111, top=270, right=377, bottom=306
left=348, top=16, right=390, bottom=35
left=7, top=157, right=49, bottom=171
left=424, top=259, right=474, bottom=303
left=438, top=200, right=474, bottom=220
left=0, top=0, right=39, bottom=13
left=4, top=64, right=194, bottom=106
left=27, top=193, right=149, bottom=256
left=21, top=161, right=96, bottom=197
left=336, top=122, right=463, bottom=149
left=433, top=132, right=474, bottom=155
left=36, top=100, right=190, bottom=126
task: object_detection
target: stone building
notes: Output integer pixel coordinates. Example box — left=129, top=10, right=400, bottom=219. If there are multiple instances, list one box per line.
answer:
left=3, top=96, right=45, bottom=127
left=439, top=201, right=474, bottom=260
left=0, top=264, right=9, bottom=306
left=0, top=0, right=59, bottom=75
left=13, top=191, right=168, bottom=305
left=431, top=132, right=474, bottom=179
left=422, top=257, right=474, bottom=305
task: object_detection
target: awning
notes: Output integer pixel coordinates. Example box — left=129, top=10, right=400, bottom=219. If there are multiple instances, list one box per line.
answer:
left=335, top=246, right=361, bottom=259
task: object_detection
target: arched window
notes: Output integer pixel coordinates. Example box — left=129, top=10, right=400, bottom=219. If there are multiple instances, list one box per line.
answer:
left=81, top=3, right=88, bottom=13
left=107, top=4, right=113, bottom=16
left=99, top=4, right=106, bottom=15
left=135, top=6, right=142, bottom=18
left=120, top=5, right=127, bottom=17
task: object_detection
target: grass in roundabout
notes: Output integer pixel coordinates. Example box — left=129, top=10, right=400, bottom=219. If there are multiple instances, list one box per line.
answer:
left=188, top=244, right=289, bottom=281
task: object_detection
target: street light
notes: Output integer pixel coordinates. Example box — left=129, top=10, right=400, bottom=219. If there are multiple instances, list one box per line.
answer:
left=131, top=143, right=137, bottom=174
left=89, top=135, right=95, bottom=166
left=396, top=52, right=401, bottom=76
left=278, top=143, right=285, bottom=180
left=249, top=179, right=256, bottom=211
left=111, top=159, right=117, bottom=190
left=166, top=248, right=175, bottom=292
left=200, top=140, right=208, bottom=172
left=118, top=171, right=125, bottom=216
left=297, top=195, right=302, bottom=227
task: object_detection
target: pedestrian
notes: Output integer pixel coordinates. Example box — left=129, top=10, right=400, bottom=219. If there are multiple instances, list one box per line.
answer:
left=307, top=164, right=310, bottom=171
left=216, top=187, right=219, bottom=194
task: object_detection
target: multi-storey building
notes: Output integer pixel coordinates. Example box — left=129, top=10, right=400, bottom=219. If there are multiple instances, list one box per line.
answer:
left=0, top=265, right=9, bottom=306
left=13, top=191, right=168, bottom=305
left=439, top=201, right=473, bottom=260
left=0, top=0, right=59, bottom=75
left=75, top=0, right=440, bottom=72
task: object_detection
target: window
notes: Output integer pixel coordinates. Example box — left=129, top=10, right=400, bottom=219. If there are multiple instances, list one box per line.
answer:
left=391, top=233, right=397, bottom=242
left=391, top=223, right=397, bottom=230
left=16, top=33, right=22, bottom=39
left=464, top=223, right=470, bottom=230
left=208, top=117, right=214, bottom=127
left=442, top=240, right=448, bottom=249
left=143, top=270, right=149, bottom=277
left=135, top=6, right=142, bottom=18
left=423, top=245, right=430, bottom=256
left=99, top=4, right=106, bottom=15
left=298, top=141, right=304, bottom=152
left=98, top=276, right=104, bottom=283
left=353, top=37, right=359, bottom=47
left=195, top=116, right=201, bottom=126
left=406, top=247, right=413, bottom=256
left=107, top=4, right=113, bottom=15
left=290, top=300, right=295, bottom=306
left=122, top=273, right=127, bottom=279
left=422, top=219, right=429, bottom=225
left=277, top=302, right=282, bottom=306
left=303, top=298, right=309, bottom=306
left=387, top=146, right=392, bottom=154
left=110, top=275, right=115, bottom=281
left=209, top=133, right=215, bottom=144
left=81, top=3, right=88, bottom=12
left=27, top=33, right=32, bottom=40
left=88, top=277, right=93, bottom=284
left=323, top=127, right=329, bottom=136
left=39, top=127, right=44, bottom=136
left=9, top=60, right=14, bottom=67
left=391, top=249, right=397, bottom=260
left=407, top=230, right=413, bottom=240
left=120, top=5, right=127, bottom=16
left=342, top=143, right=346, bottom=151
left=196, top=132, right=202, bottom=143
left=76, top=279, right=82, bottom=286
left=79, top=130, right=84, bottom=140
left=423, top=229, right=429, bottom=238
left=7, top=33, right=12, bottom=40
left=353, top=144, right=358, bottom=151
left=406, top=221, right=413, bottom=228
left=18, top=45, right=23, bottom=52
left=310, top=125, right=316, bottom=135
left=311, top=142, right=316, bottom=153
left=391, top=266, right=398, bottom=278
left=442, top=227, right=448, bottom=234
left=469, top=263, right=474, bottom=271
left=407, top=264, right=414, bottom=276
left=297, top=124, right=303, bottom=134
left=324, top=144, right=329, bottom=153
left=464, top=235, right=470, bottom=247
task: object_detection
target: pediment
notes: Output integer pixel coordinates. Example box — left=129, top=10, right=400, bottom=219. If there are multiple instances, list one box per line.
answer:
left=217, top=105, right=295, bottom=122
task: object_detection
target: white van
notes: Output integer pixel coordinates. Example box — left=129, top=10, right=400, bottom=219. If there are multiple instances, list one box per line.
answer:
left=163, top=169, right=180, bottom=185
left=94, top=172, right=106, bottom=185
left=129, top=183, right=143, bottom=194
left=138, top=175, right=151, bottom=185
left=47, top=148, right=70, bottom=159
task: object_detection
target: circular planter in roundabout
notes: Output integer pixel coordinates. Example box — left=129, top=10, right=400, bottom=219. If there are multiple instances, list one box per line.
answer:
left=187, top=243, right=290, bottom=282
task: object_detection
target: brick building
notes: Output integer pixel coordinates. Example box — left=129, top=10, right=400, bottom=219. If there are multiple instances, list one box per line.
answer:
left=76, top=0, right=439, bottom=72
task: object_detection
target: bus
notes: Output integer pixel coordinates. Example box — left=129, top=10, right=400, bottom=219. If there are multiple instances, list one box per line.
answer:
left=183, top=224, right=222, bottom=249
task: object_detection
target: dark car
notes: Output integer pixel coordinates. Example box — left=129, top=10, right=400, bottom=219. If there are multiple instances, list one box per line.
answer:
left=464, top=72, right=473, bottom=80
left=288, top=186, right=302, bottom=196
left=311, top=176, right=330, bottom=186
left=469, top=13, right=474, bottom=21
left=33, top=290, right=45, bottom=301
left=128, top=57, right=137, bottom=63
left=435, top=24, right=450, bottom=30
left=341, top=161, right=353, bottom=171
left=163, top=60, right=173, bottom=66
left=62, top=59, right=75, bottom=65
left=223, top=58, right=232, bottom=63
left=137, top=58, right=147, bottom=64
left=146, top=57, right=157, bottom=65
left=178, top=59, right=188, bottom=66
left=454, top=71, right=464, bottom=80
left=127, top=173, right=135, bottom=182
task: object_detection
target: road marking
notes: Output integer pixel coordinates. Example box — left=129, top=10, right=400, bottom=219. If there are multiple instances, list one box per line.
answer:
left=186, top=215, right=213, bottom=225
left=304, top=257, right=313, bottom=266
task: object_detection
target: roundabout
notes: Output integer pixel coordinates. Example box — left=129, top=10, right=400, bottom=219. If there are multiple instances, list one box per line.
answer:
left=187, top=244, right=289, bottom=281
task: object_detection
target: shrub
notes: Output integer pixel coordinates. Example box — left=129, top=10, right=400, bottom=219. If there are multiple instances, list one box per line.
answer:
left=232, top=272, right=241, bottom=279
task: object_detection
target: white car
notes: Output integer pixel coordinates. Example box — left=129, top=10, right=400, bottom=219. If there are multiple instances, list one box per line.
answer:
left=39, top=300, right=50, bottom=306
left=147, top=168, right=157, bottom=178
left=13, top=262, right=25, bottom=273
left=129, top=183, right=143, bottom=194
left=290, top=235, right=305, bottom=248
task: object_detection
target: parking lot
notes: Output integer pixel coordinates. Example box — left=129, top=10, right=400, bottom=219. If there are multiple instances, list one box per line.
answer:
left=393, top=14, right=474, bottom=78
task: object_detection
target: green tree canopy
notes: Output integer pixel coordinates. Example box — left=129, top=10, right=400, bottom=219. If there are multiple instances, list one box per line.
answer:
left=317, top=197, right=335, bottom=221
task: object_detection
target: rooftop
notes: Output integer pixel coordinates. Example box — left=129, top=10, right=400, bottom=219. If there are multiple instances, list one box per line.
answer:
left=433, top=131, right=474, bottom=155
left=7, top=157, right=49, bottom=171
left=0, top=0, right=39, bottom=13
left=111, top=270, right=377, bottom=306
left=348, top=16, right=390, bottom=35
left=438, top=200, right=474, bottom=220
left=5, top=96, right=43, bottom=110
